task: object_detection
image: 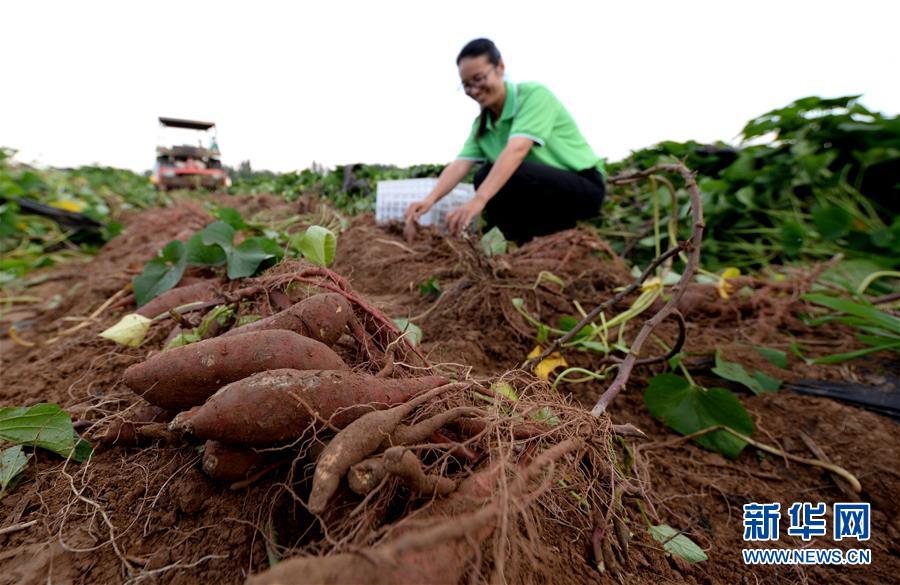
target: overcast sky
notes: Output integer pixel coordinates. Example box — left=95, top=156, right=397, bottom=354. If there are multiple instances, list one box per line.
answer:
left=3, top=1, right=897, bottom=173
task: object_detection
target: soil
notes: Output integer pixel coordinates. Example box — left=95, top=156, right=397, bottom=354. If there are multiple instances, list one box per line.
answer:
left=1, top=200, right=898, bottom=584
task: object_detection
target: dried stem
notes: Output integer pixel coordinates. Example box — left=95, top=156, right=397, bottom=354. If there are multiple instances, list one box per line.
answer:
left=593, top=162, right=705, bottom=414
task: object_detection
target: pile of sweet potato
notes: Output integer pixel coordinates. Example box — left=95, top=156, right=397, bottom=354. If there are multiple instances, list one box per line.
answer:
left=109, top=288, right=455, bottom=494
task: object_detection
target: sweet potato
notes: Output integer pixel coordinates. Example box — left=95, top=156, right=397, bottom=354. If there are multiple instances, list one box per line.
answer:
left=136, top=281, right=218, bottom=318
left=221, top=292, right=352, bottom=347
left=170, top=369, right=449, bottom=446
left=201, top=441, right=263, bottom=482
left=124, top=330, right=348, bottom=410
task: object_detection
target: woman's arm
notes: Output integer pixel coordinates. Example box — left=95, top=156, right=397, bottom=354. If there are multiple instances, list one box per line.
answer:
left=446, top=137, right=532, bottom=234
left=405, top=158, right=475, bottom=221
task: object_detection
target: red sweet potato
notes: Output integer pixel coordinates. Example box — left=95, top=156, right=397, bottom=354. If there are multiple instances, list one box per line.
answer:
left=221, top=292, right=352, bottom=347
left=124, top=330, right=349, bottom=410
left=201, top=440, right=264, bottom=482
left=136, top=281, right=218, bottom=318
left=171, top=369, right=449, bottom=446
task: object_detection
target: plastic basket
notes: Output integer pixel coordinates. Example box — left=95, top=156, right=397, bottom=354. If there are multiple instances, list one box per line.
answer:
left=375, top=179, right=475, bottom=229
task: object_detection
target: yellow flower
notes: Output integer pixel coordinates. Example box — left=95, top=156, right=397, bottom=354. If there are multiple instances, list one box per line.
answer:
left=50, top=199, right=87, bottom=213
left=527, top=345, right=569, bottom=381
left=716, top=267, right=741, bottom=299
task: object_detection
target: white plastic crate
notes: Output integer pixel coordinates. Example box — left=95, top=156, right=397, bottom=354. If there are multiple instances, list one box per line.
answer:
left=375, top=179, right=475, bottom=229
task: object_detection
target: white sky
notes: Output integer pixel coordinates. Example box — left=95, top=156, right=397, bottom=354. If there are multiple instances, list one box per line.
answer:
left=3, top=1, right=897, bottom=173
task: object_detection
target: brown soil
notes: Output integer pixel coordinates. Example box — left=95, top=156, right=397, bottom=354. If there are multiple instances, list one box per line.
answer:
left=1, top=201, right=898, bottom=584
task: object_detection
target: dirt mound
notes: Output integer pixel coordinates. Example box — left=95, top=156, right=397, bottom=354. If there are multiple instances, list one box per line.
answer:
left=1, top=202, right=898, bottom=584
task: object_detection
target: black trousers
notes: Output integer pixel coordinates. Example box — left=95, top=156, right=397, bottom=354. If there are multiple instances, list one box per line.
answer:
left=474, top=161, right=605, bottom=243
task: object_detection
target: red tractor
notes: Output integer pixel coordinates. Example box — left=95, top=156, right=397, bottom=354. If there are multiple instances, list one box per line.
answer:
left=151, top=117, right=231, bottom=191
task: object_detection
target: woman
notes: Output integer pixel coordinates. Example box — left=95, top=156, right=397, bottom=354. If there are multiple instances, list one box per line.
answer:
left=405, top=38, right=606, bottom=243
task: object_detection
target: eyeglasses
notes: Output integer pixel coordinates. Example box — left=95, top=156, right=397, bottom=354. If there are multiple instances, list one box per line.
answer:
left=460, top=67, right=496, bottom=93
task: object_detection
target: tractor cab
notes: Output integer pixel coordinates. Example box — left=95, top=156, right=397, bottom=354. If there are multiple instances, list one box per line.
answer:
left=152, top=117, right=230, bottom=190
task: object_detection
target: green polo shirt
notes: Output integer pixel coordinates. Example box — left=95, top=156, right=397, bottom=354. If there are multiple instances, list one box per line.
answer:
left=457, top=81, right=605, bottom=178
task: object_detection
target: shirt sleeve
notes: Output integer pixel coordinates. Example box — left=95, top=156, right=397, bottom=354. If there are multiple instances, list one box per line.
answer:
left=509, top=85, right=559, bottom=147
left=457, top=117, right=486, bottom=160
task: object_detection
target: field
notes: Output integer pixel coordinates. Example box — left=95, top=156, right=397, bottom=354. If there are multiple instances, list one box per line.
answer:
left=1, top=97, right=898, bottom=584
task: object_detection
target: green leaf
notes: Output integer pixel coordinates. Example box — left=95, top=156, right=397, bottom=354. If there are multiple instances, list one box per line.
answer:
left=0, top=446, right=31, bottom=498
left=752, top=346, right=788, bottom=369
left=780, top=221, right=805, bottom=257
left=804, top=294, right=900, bottom=336
left=72, top=437, right=93, bottom=463
left=644, top=374, right=754, bottom=458
left=534, top=271, right=566, bottom=289
left=227, top=237, right=283, bottom=279
left=418, top=276, right=442, bottom=298
left=558, top=316, right=591, bottom=341
left=536, top=323, right=549, bottom=344
left=199, top=221, right=235, bottom=254
left=215, top=207, right=247, bottom=230
left=481, top=226, right=508, bottom=257
left=0, top=404, right=77, bottom=458
left=712, top=350, right=780, bottom=395
left=812, top=206, right=852, bottom=241
left=132, top=240, right=187, bottom=307
left=185, top=233, right=227, bottom=266
left=491, top=382, right=519, bottom=401
left=649, top=524, right=708, bottom=563
left=294, top=225, right=337, bottom=267
left=811, top=341, right=900, bottom=364
left=392, top=318, right=422, bottom=346
left=752, top=370, right=783, bottom=392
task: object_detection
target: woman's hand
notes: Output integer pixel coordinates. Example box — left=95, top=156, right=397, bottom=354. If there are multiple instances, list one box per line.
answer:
left=405, top=199, right=433, bottom=222
left=446, top=196, right=487, bottom=235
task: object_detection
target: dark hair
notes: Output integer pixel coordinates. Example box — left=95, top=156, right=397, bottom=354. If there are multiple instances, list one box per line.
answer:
left=457, top=38, right=502, bottom=138
left=456, top=38, right=501, bottom=66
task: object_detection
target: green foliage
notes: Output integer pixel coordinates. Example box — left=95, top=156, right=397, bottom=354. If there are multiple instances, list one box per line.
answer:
left=643, top=373, right=755, bottom=459
left=0, top=403, right=90, bottom=461
left=601, top=96, right=900, bottom=271
left=132, top=240, right=187, bottom=307
left=134, top=210, right=291, bottom=305
left=649, top=524, right=708, bottom=563
left=752, top=346, right=789, bottom=369
left=0, top=404, right=91, bottom=498
left=0, top=147, right=165, bottom=285
left=418, top=276, right=442, bottom=299
left=481, top=226, right=508, bottom=257
left=291, top=225, right=337, bottom=267
left=0, top=446, right=30, bottom=499
left=392, top=318, right=422, bottom=346
left=711, top=350, right=782, bottom=395
left=229, top=163, right=446, bottom=215
left=166, top=304, right=235, bottom=349
left=802, top=292, right=900, bottom=363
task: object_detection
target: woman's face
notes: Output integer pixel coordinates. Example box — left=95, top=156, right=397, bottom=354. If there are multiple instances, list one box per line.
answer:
left=458, top=55, right=505, bottom=110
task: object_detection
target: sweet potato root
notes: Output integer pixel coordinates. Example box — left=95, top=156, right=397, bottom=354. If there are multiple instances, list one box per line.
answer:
left=125, top=330, right=349, bottom=410
left=202, top=441, right=263, bottom=482
left=221, top=292, right=352, bottom=346
left=307, top=383, right=458, bottom=514
left=248, top=440, right=582, bottom=585
left=171, top=369, right=450, bottom=446
left=100, top=404, right=175, bottom=447
left=136, top=282, right=218, bottom=318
